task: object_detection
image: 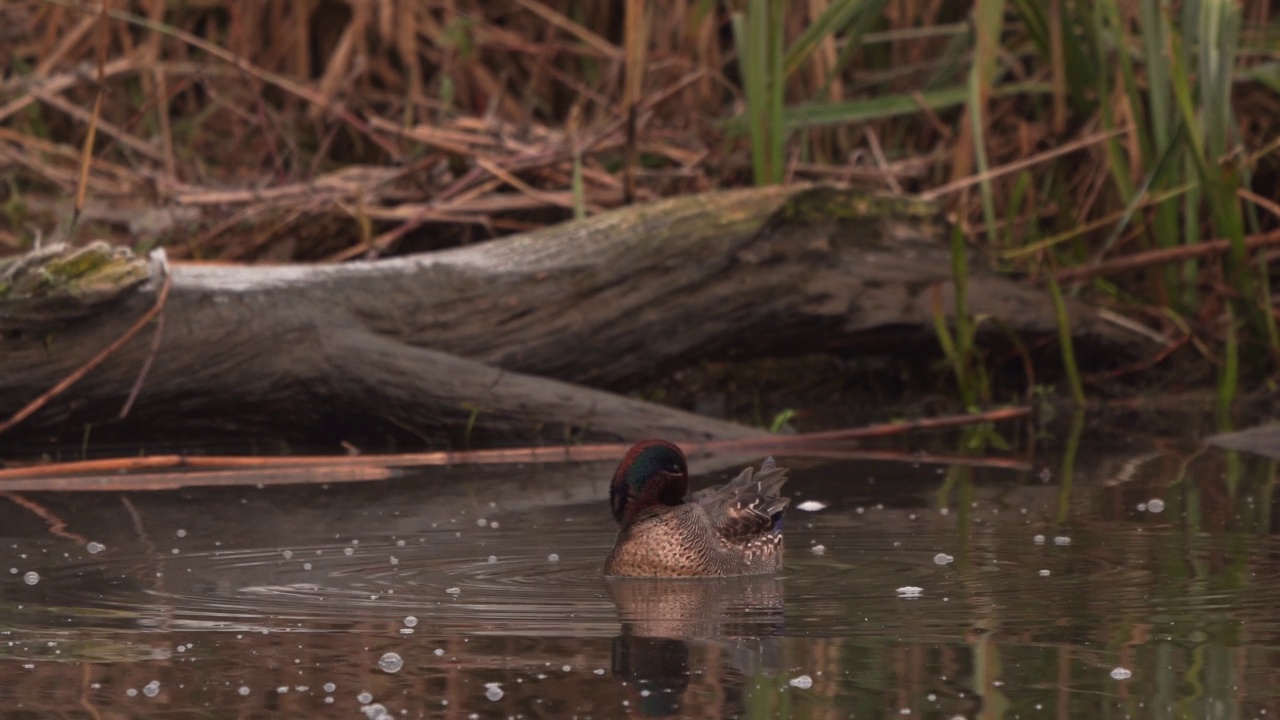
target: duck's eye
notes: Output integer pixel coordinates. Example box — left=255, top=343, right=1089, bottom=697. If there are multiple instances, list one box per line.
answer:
left=669, top=462, right=682, bottom=473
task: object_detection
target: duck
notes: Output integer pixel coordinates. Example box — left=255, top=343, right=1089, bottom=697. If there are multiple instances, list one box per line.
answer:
left=603, top=439, right=789, bottom=577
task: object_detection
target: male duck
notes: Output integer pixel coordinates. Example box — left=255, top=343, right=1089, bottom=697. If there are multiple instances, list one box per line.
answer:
left=603, top=439, right=790, bottom=577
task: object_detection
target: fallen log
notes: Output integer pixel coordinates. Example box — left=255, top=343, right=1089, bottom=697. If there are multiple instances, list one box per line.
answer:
left=0, top=186, right=1145, bottom=448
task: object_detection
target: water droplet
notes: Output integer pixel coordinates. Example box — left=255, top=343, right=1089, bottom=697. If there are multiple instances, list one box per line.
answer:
left=23, top=571, right=38, bottom=585
left=896, top=586, right=923, bottom=598
left=446, top=587, right=461, bottom=595
left=403, top=616, right=418, bottom=628
left=1147, top=498, right=1165, bottom=513
left=1038, top=569, right=1051, bottom=577
left=142, top=681, right=160, bottom=698
left=357, top=691, right=373, bottom=704
left=484, top=682, right=504, bottom=701
left=547, top=553, right=560, bottom=562
left=1033, top=534, right=1046, bottom=544
left=487, top=555, right=497, bottom=563
left=433, top=648, right=445, bottom=656
left=933, top=553, right=953, bottom=565
left=343, top=547, right=354, bottom=556
left=86, top=542, right=105, bottom=554
left=810, top=545, right=826, bottom=555
left=176, top=529, right=187, bottom=538
left=1053, top=535, right=1071, bottom=545
left=476, top=518, right=488, bottom=527
left=276, top=686, right=289, bottom=694
left=378, top=652, right=403, bottom=673
left=238, top=686, right=250, bottom=696
left=126, top=688, right=138, bottom=697
left=796, top=500, right=827, bottom=512
left=1110, top=667, right=1132, bottom=680
left=282, top=550, right=293, bottom=559
left=323, top=682, right=336, bottom=693
left=788, top=675, right=813, bottom=689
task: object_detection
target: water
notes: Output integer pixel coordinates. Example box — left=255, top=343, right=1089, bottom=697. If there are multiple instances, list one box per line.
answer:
left=1, top=439, right=1278, bottom=718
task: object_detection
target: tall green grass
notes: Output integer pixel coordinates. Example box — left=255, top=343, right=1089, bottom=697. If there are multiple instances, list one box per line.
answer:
left=729, top=0, right=1276, bottom=403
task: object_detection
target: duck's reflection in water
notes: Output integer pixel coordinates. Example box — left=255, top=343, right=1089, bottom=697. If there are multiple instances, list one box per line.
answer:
left=606, top=575, right=785, bottom=717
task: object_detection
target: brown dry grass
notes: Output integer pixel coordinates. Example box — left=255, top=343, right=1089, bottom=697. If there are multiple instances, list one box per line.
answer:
left=0, top=0, right=962, bottom=262
left=0, top=0, right=1276, bottom=273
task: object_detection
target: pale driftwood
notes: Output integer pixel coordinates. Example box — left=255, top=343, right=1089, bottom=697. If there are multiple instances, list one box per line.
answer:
left=0, top=186, right=1144, bottom=447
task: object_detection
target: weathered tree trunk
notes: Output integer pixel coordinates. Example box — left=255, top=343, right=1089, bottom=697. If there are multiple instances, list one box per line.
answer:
left=0, top=186, right=1144, bottom=448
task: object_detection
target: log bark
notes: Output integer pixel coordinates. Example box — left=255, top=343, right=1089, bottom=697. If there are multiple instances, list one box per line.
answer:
left=0, top=186, right=1145, bottom=447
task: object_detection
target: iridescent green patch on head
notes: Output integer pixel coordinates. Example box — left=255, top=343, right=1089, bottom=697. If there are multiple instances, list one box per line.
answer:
left=609, top=439, right=689, bottom=524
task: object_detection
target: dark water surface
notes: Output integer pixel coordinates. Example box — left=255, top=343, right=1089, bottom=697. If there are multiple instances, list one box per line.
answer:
left=2, top=431, right=1278, bottom=719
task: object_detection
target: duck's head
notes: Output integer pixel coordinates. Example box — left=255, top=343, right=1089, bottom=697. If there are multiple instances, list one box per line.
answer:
left=609, top=439, right=689, bottom=526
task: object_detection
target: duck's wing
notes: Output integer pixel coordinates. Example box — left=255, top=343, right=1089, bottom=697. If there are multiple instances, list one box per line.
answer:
left=693, top=459, right=790, bottom=542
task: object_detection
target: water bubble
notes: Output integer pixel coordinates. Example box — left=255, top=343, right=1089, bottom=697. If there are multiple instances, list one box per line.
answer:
left=276, top=686, right=289, bottom=694
left=810, top=545, right=826, bottom=555
left=484, top=682, right=504, bottom=701
left=378, top=652, right=403, bottom=673
left=476, top=518, right=488, bottom=527
left=788, top=675, right=813, bottom=689
left=796, top=500, right=827, bottom=512
left=896, top=586, right=924, bottom=598
left=343, top=547, right=354, bottom=556
left=487, top=555, right=497, bottom=563
left=547, top=553, right=560, bottom=562
left=357, top=691, right=373, bottom=704
left=1110, top=667, right=1132, bottom=680
left=282, top=550, right=293, bottom=559
left=403, top=616, right=418, bottom=628
left=238, top=686, right=250, bottom=696
left=1053, top=535, right=1071, bottom=545
left=433, top=648, right=445, bottom=656
left=1136, top=502, right=1147, bottom=512
left=1039, top=569, right=1051, bottom=577
left=323, top=682, right=336, bottom=693
left=23, top=571, right=39, bottom=585
left=176, top=529, right=187, bottom=538
left=446, top=587, right=461, bottom=595
left=1147, top=498, right=1165, bottom=513
left=1033, top=534, right=1046, bottom=544
left=86, top=542, right=105, bottom=554
left=933, top=553, right=953, bottom=565
left=389, top=556, right=399, bottom=565
left=126, top=688, right=138, bottom=697
left=142, top=681, right=160, bottom=698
